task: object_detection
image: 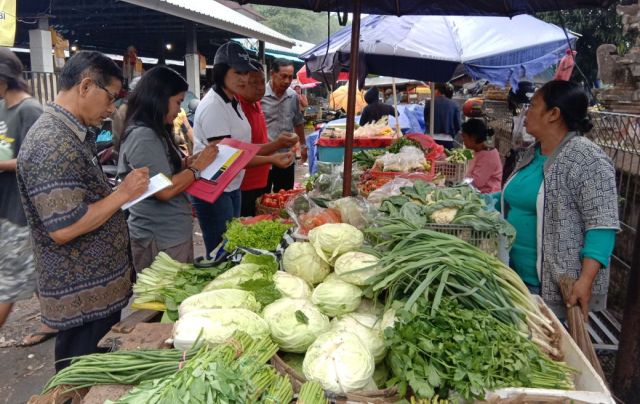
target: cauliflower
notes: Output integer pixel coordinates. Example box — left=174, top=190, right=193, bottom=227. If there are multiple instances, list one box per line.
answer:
left=430, top=207, right=458, bottom=224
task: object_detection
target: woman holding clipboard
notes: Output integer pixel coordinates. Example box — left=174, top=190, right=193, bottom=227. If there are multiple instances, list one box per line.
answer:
left=192, top=42, right=297, bottom=256
left=118, top=66, right=218, bottom=272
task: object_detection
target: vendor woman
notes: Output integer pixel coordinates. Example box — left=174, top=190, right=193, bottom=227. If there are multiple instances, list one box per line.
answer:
left=460, top=119, right=502, bottom=193
left=499, top=80, right=618, bottom=318
left=192, top=42, right=298, bottom=256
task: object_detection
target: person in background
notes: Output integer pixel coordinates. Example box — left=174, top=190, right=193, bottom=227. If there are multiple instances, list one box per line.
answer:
left=359, top=86, right=397, bottom=126
left=192, top=43, right=295, bottom=256
left=498, top=80, right=618, bottom=319
left=424, top=82, right=461, bottom=139
left=384, top=89, right=394, bottom=105
left=460, top=119, right=502, bottom=193
left=172, top=106, right=194, bottom=155
left=111, top=76, right=141, bottom=152
left=237, top=60, right=298, bottom=217
left=17, top=51, right=149, bottom=371
left=0, top=48, right=49, bottom=339
left=262, top=58, right=306, bottom=192
left=117, top=66, right=218, bottom=272
left=293, top=84, right=308, bottom=113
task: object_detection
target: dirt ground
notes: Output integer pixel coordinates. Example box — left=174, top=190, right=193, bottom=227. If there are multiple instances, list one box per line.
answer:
left=0, top=161, right=310, bottom=404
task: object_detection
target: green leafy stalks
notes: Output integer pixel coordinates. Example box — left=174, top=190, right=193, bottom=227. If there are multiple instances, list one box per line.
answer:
left=385, top=299, right=575, bottom=401
left=224, top=219, right=292, bottom=252
left=297, top=381, right=328, bottom=404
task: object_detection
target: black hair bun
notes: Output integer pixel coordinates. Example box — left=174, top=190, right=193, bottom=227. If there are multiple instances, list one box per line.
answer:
left=578, top=116, right=593, bottom=133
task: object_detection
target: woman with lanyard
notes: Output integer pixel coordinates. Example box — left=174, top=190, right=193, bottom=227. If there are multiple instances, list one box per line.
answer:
left=497, top=80, right=618, bottom=319
left=192, top=42, right=297, bottom=257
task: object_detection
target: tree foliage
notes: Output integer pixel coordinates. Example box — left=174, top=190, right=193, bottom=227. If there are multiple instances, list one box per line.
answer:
left=253, top=5, right=345, bottom=44
left=537, top=2, right=636, bottom=84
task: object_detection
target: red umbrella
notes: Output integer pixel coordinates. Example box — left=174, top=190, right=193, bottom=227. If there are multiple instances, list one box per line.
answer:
left=297, top=65, right=348, bottom=85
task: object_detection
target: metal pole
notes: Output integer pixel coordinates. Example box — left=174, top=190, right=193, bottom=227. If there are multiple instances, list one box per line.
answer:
left=258, top=40, right=267, bottom=82
left=392, top=77, right=401, bottom=137
left=342, top=0, right=362, bottom=197
left=613, top=213, right=640, bottom=403
left=429, top=82, right=436, bottom=136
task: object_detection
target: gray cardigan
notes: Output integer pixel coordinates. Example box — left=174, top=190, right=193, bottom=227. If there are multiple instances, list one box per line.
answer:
left=502, top=132, right=619, bottom=317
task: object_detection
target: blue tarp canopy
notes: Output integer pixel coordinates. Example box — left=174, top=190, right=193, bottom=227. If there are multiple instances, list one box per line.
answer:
left=233, top=0, right=613, bottom=16
left=300, top=14, right=577, bottom=88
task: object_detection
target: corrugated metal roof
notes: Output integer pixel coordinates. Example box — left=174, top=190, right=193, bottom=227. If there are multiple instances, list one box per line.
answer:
left=121, top=0, right=296, bottom=48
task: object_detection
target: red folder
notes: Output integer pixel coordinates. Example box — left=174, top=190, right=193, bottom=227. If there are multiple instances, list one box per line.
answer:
left=186, top=138, right=260, bottom=203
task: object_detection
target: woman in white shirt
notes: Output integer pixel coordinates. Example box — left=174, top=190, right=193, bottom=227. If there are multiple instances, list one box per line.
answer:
left=192, top=42, right=296, bottom=256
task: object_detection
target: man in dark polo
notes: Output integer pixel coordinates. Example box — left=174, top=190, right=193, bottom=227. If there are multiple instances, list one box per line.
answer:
left=17, top=51, right=149, bottom=371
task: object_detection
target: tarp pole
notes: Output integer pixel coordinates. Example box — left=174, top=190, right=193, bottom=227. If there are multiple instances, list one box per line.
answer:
left=392, top=77, right=401, bottom=137
left=429, top=82, right=436, bottom=136
left=342, top=0, right=362, bottom=197
left=613, top=210, right=640, bottom=402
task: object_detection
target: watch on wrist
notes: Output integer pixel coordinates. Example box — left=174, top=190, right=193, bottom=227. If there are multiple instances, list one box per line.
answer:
left=189, top=167, right=201, bottom=180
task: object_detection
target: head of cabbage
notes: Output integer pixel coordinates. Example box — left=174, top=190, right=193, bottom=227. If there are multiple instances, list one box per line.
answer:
left=172, top=308, right=270, bottom=350
left=178, top=289, right=261, bottom=317
left=202, top=263, right=265, bottom=291
left=331, top=312, right=386, bottom=363
left=333, top=252, right=383, bottom=286
left=308, top=223, right=364, bottom=264
left=262, top=298, right=330, bottom=353
left=282, top=242, right=330, bottom=285
left=303, top=330, right=375, bottom=394
left=311, top=274, right=362, bottom=317
left=273, top=271, right=312, bottom=299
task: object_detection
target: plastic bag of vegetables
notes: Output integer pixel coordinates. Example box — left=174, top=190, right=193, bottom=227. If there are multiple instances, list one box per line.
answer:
left=262, top=298, right=331, bottom=353
left=273, top=271, right=312, bottom=299
left=178, top=289, right=260, bottom=317
left=172, top=308, right=269, bottom=350
left=333, top=252, right=382, bottom=286
left=282, top=242, right=330, bottom=285
left=331, top=312, right=386, bottom=363
left=303, top=330, right=375, bottom=394
left=311, top=274, right=362, bottom=317
left=308, top=223, right=364, bottom=264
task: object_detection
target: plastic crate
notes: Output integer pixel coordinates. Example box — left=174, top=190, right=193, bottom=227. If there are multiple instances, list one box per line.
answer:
left=424, top=223, right=499, bottom=256
left=435, top=160, right=468, bottom=184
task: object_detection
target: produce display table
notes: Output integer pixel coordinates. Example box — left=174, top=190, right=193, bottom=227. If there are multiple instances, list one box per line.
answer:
left=317, top=137, right=393, bottom=164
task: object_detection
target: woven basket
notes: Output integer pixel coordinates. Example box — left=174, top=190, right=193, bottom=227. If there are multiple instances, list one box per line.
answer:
left=271, top=353, right=400, bottom=403
left=434, top=160, right=467, bottom=184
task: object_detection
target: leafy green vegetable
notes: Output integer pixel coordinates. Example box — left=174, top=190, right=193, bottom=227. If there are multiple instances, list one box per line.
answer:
left=295, top=310, right=309, bottom=325
left=385, top=299, right=575, bottom=401
left=241, top=253, right=279, bottom=274
left=445, top=148, right=474, bottom=163
left=224, top=219, right=292, bottom=251
left=379, top=181, right=515, bottom=246
left=238, top=278, right=282, bottom=307
left=353, top=149, right=386, bottom=169
left=387, top=137, right=423, bottom=154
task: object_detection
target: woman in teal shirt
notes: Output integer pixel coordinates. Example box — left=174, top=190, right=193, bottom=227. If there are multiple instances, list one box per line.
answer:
left=499, top=81, right=618, bottom=318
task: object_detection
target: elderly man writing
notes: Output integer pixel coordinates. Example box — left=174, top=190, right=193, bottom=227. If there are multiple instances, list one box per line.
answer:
left=17, top=51, right=149, bottom=371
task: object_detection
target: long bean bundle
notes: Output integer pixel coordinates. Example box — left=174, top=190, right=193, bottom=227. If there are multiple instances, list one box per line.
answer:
left=43, top=346, right=200, bottom=393
left=261, top=374, right=294, bottom=404
left=364, top=218, right=558, bottom=356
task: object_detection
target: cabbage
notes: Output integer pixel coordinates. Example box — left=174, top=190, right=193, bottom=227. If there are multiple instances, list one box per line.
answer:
left=178, top=289, right=260, bottom=317
left=356, top=299, right=384, bottom=316
left=172, top=308, right=269, bottom=350
left=332, top=312, right=386, bottom=363
left=282, top=242, right=330, bottom=285
left=262, top=298, right=330, bottom=353
left=273, top=271, right=312, bottom=299
left=311, top=275, right=362, bottom=317
left=308, top=223, right=364, bottom=264
left=202, top=263, right=264, bottom=291
left=333, top=252, right=383, bottom=286
left=303, top=330, right=375, bottom=394
left=380, top=308, right=397, bottom=331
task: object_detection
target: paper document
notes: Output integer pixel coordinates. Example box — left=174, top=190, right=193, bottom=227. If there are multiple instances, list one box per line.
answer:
left=200, top=145, right=244, bottom=181
left=121, top=173, right=172, bottom=210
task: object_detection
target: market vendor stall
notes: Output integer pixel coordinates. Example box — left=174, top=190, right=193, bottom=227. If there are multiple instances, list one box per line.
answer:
left=32, top=170, right=616, bottom=403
